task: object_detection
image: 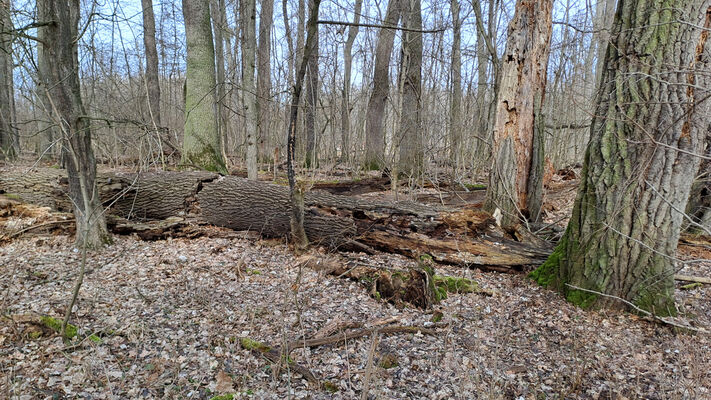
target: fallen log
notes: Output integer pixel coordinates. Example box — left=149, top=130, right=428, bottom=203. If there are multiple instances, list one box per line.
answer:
left=0, top=168, right=552, bottom=271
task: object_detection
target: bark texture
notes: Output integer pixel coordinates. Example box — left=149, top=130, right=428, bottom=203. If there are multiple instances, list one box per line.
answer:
left=36, top=0, right=111, bottom=248
left=241, top=0, right=258, bottom=178
left=141, top=0, right=161, bottom=127
left=364, top=0, right=401, bottom=170
left=448, top=0, right=462, bottom=173
left=532, top=2, right=711, bottom=316
left=0, top=0, right=16, bottom=160
left=396, top=0, right=423, bottom=178
left=182, top=0, right=226, bottom=173
left=257, top=0, right=275, bottom=160
left=1, top=169, right=552, bottom=270
left=340, top=0, right=363, bottom=162
left=304, top=0, right=319, bottom=168
left=484, top=0, right=553, bottom=228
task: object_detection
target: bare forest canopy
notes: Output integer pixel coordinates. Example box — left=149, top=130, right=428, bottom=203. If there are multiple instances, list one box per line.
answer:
left=3, top=0, right=599, bottom=170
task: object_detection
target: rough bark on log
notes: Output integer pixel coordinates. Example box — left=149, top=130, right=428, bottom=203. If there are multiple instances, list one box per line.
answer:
left=1, top=168, right=552, bottom=270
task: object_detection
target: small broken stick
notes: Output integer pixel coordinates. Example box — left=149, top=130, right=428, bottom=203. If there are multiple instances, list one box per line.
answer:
left=240, top=337, right=320, bottom=386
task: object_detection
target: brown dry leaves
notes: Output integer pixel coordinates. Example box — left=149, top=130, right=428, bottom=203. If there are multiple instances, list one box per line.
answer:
left=1, top=232, right=710, bottom=399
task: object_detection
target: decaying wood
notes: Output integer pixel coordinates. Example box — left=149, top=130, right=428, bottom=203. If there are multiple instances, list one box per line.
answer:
left=0, top=168, right=552, bottom=270
left=674, top=274, right=711, bottom=285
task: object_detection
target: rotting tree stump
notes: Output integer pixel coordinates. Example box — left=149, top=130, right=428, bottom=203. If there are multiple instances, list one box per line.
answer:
left=0, top=168, right=553, bottom=271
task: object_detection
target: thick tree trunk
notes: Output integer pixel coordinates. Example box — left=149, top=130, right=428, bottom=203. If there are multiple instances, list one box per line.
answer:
left=241, top=0, right=258, bottom=179
left=1, top=169, right=551, bottom=270
left=0, top=0, right=16, bottom=160
left=484, top=0, right=553, bottom=228
left=182, top=0, right=226, bottom=173
left=396, top=0, right=423, bottom=178
left=364, top=0, right=402, bottom=170
left=532, top=2, right=711, bottom=316
left=257, top=0, right=274, bottom=161
left=340, top=0, right=364, bottom=163
left=36, top=0, right=111, bottom=248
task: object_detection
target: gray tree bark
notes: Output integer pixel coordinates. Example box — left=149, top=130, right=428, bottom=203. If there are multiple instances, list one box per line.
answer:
left=141, top=0, right=161, bottom=128
left=532, top=1, right=711, bottom=316
left=182, top=0, right=226, bottom=173
left=340, top=0, right=364, bottom=163
left=364, top=0, right=402, bottom=170
left=241, top=0, right=258, bottom=178
left=304, top=0, right=319, bottom=168
left=396, top=0, right=423, bottom=178
left=0, top=0, right=17, bottom=160
left=257, top=0, right=275, bottom=161
left=448, top=0, right=461, bottom=175
left=210, top=0, right=229, bottom=164
left=36, top=0, right=111, bottom=248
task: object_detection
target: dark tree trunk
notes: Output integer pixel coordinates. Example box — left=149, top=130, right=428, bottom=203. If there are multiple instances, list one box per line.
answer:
left=0, top=0, right=17, bottom=160
left=304, top=0, right=319, bottom=168
left=532, top=2, right=711, bottom=316
left=364, top=0, right=402, bottom=170
left=257, top=0, right=275, bottom=161
left=396, top=0, right=423, bottom=178
left=36, top=0, right=111, bottom=248
left=141, top=0, right=161, bottom=127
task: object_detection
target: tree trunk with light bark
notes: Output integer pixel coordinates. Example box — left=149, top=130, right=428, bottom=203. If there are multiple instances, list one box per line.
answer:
left=484, top=0, right=553, bottom=228
left=182, top=0, right=226, bottom=173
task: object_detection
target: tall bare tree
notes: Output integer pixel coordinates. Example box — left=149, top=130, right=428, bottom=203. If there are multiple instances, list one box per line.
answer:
left=0, top=0, right=16, bottom=160
left=304, top=0, right=319, bottom=167
left=210, top=0, right=229, bottom=162
left=257, top=0, right=275, bottom=161
left=396, top=0, right=423, bottom=178
left=340, top=0, right=363, bottom=163
left=364, top=0, right=402, bottom=170
left=241, top=0, right=258, bottom=178
left=182, top=0, right=226, bottom=172
left=532, top=1, right=711, bottom=315
left=141, top=0, right=161, bottom=128
left=448, top=0, right=461, bottom=174
left=484, top=0, right=554, bottom=228
left=36, top=0, right=110, bottom=247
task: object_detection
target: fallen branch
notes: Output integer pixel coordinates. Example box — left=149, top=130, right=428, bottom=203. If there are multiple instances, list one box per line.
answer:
left=674, top=274, right=711, bottom=285
left=240, top=338, right=320, bottom=386
left=286, top=324, right=437, bottom=353
left=565, top=284, right=708, bottom=334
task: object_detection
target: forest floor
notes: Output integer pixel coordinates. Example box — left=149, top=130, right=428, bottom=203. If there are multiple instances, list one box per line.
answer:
left=1, top=167, right=711, bottom=399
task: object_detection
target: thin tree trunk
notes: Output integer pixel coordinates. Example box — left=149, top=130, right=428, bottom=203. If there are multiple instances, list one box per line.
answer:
left=257, top=0, right=275, bottom=162
left=484, top=0, right=554, bottom=228
left=0, top=0, right=16, bottom=160
left=304, top=0, right=319, bottom=168
left=396, top=0, right=423, bottom=178
left=36, top=0, right=111, bottom=248
left=532, top=2, right=711, bottom=316
left=141, top=0, right=161, bottom=128
left=241, top=0, right=258, bottom=178
left=340, top=0, right=364, bottom=163
left=182, top=0, right=226, bottom=172
left=364, top=0, right=402, bottom=170
left=287, top=0, right=322, bottom=249
left=449, top=0, right=461, bottom=175
left=210, top=0, right=229, bottom=164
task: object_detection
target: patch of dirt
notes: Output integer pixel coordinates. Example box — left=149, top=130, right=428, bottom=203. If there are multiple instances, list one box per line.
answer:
left=1, top=235, right=709, bottom=399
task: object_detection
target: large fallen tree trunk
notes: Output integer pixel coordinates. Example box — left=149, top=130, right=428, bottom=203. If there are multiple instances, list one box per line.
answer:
left=0, top=168, right=552, bottom=271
